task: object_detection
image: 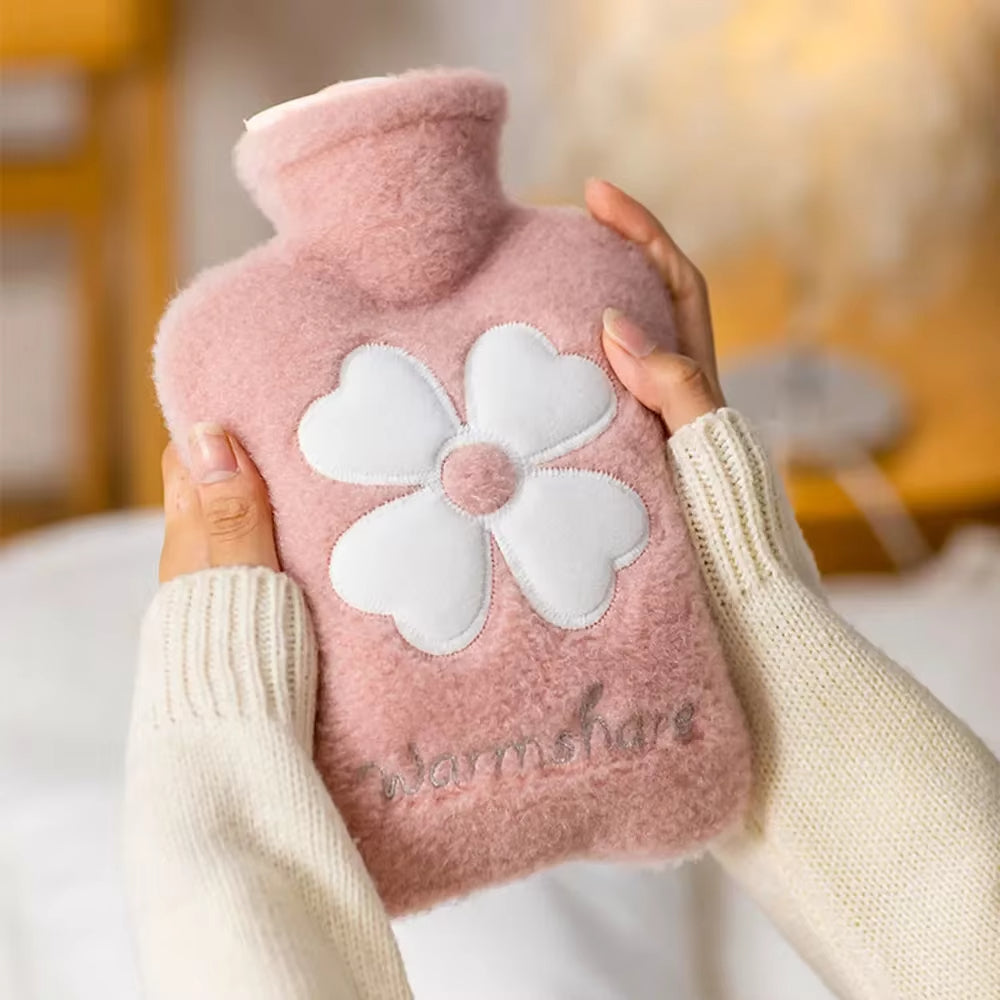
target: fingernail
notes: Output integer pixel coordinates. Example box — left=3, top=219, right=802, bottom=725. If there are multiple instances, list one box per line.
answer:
left=189, top=422, right=238, bottom=484
left=603, top=307, right=657, bottom=358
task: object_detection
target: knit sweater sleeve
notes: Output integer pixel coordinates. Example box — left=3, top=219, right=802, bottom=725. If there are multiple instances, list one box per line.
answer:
left=123, top=567, right=412, bottom=1000
left=668, top=408, right=1000, bottom=1000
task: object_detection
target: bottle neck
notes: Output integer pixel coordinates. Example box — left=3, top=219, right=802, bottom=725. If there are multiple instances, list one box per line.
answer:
left=235, top=71, right=512, bottom=304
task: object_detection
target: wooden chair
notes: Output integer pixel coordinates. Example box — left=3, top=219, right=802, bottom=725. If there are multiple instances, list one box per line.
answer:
left=1, top=0, right=173, bottom=535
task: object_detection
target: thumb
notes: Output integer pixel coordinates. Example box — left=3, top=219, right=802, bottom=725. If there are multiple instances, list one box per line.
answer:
left=188, top=423, right=280, bottom=571
left=601, top=308, right=722, bottom=434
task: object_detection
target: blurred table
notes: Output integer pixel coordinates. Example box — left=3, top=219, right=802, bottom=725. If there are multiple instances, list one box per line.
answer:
left=706, top=198, right=1000, bottom=574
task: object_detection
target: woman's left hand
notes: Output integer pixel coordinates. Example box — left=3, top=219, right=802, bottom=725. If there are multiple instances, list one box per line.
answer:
left=159, top=423, right=280, bottom=583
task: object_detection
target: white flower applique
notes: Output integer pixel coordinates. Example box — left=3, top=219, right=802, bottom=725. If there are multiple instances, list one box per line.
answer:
left=297, top=322, right=650, bottom=655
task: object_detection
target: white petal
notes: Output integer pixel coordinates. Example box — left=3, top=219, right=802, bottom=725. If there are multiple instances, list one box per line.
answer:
left=492, top=469, right=649, bottom=629
left=464, top=323, right=616, bottom=462
left=299, top=345, right=459, bottom=485
left=330, top=489, right=491, bottom=655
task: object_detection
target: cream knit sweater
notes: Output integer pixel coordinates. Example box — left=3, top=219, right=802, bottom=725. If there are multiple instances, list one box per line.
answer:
left=124, top=409, right=1000, bottom=1000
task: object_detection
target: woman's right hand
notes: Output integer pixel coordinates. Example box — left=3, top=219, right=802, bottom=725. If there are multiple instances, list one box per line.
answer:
left=585, top=178, right=726, bottom=434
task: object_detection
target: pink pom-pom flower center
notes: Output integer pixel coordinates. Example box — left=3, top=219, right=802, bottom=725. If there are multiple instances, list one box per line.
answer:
left=441, top=443, right=519, bottom=516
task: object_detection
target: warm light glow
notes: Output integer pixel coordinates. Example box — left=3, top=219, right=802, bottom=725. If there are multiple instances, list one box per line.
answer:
left=545, top=0, right=999, bottom=308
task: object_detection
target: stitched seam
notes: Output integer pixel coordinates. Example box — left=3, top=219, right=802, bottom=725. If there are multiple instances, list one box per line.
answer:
left=464, top=321, right=617, bottom=461
left=327, top=488, right=494, bottom=656
left=297, top=341, right=460, bottom=484
left=427, top=427, right=529, bottom=525
left=491, top=466, right=650, bottom=630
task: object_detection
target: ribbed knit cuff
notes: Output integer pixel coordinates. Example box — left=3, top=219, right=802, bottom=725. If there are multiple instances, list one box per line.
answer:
left=132, top=567, right=317, bottom=748
left=667, top=408, right=822, bottom=599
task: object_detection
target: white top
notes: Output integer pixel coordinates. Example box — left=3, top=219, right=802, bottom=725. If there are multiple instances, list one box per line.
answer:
left=123, top=409, right=1000, bottom=1000
left=244, top=77, right=392, bottom=133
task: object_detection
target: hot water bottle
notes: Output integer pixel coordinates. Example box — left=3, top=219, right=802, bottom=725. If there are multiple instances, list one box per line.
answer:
left=153, top=68, right=751, bottom=914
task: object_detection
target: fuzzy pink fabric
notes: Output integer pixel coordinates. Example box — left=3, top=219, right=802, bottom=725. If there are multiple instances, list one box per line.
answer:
left=441, top=444, right=518, bottom=515
left=154, top=68, right=751, bottom=915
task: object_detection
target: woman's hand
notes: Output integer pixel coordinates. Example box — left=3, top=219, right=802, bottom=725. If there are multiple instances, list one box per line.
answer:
left=159, top=424, right=280, bottom=583
left=585, top=178, right=725, bottom=434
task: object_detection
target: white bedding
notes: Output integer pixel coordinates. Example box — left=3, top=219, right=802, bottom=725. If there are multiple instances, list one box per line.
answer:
left=2, top=511, right=997, bottom=999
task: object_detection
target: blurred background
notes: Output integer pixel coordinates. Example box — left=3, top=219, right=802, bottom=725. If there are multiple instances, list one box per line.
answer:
left=2, top=0, right=999, bottom=569
left=1, top=2, right=998, bottom=999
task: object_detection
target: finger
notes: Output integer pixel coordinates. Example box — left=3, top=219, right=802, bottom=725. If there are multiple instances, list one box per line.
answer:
left=602, top=310, right=720, bottom=434
left=188, top=423, right=280, bottom=571
left=585, top=177, right=720, bottom=393
left=159, top=443, right=210, bottom=582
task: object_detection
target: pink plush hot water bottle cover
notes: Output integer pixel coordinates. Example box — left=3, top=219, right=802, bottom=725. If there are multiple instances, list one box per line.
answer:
left=154, top=69, right=751, bottom=914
